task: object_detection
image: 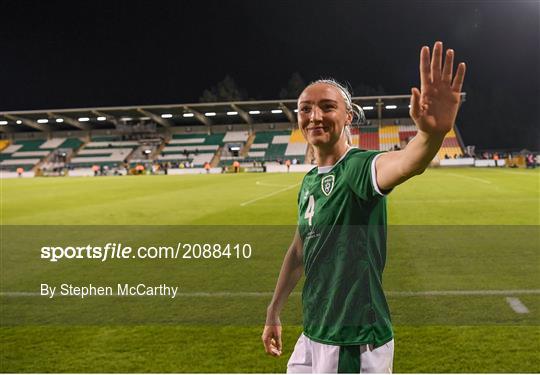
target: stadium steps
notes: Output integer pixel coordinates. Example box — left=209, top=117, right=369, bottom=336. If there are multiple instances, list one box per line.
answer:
left=62, top=138, right=86, bottom=163
left=34, top=151, right=59, bottom=172
left=210, top=146, right=222, bottom=167
left=151, top=138, right=169, bottom=160
left=124, top=147, right=140, bottom=163
left=241, top=133, right=256, bottom=157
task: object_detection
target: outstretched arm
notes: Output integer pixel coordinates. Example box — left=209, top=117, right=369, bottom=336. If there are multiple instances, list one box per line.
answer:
left=376, top=41, right=466, bottom=190
left=262, top=228, right=303, bottom=357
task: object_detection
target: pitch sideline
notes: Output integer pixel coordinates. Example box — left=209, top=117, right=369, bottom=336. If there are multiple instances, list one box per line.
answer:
left=2, top=289, right=539, bottom=298
left=240, top=182, right=301, bottom=206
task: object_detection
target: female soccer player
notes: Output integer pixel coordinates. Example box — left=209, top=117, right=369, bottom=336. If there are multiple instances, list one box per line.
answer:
left=262, top=41, right=466, bottom=373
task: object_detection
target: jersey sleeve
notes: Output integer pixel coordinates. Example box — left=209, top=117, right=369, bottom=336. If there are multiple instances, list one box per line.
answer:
left=345, top=150, right=389, bottom=201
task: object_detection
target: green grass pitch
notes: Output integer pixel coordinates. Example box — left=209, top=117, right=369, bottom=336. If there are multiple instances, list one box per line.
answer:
left=1, top=167, right=539, bottom=372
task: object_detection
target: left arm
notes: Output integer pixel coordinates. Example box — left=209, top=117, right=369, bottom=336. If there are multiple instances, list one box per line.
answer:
left=376, top=41, right=466, bottom=191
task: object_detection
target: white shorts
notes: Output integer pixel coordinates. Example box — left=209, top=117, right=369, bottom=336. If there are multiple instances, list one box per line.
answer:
left=287, top=333, right=394, bottom=374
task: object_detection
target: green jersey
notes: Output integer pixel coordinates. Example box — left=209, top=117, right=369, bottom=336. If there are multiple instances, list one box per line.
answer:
left=297, top=147, right=393, bottom=347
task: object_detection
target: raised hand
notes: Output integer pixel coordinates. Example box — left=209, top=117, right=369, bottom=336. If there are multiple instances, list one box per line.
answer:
left=410, top=41, right=466, bottom=136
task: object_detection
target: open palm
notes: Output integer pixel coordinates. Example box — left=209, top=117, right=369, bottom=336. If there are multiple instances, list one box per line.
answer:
left=410, top=41, right=466, bottom=135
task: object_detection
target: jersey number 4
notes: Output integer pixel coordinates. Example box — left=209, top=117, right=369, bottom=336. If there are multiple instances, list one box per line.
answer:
left=304, top=195, right=315, bottom=226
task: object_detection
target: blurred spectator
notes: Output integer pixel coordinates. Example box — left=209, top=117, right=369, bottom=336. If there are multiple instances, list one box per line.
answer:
left=233, top=160, right=240, bottom=173
left=526, top=154, right=535, bottom=169
left=493, top=153, right=499, bottom=167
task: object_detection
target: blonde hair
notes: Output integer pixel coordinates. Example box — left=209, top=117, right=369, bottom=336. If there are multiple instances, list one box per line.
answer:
left=305, top=78, right=366, bottom=145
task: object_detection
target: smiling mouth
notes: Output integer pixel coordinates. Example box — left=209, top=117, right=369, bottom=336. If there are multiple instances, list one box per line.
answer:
left=307, top=126, right=326, bottom=131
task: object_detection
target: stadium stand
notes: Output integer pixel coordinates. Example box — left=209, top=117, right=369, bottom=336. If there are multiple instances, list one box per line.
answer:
left=223, top=131, right=249, bottom=143
left=247, top=131, right=289, bottom=161
left=0, top=138, right=83, bottom=171
left=265, top=133, right=290, bottom=162
left=398, top=124, right=417, bottom=144
left=379, top=125, right=401, bottom=151
left=159, top=133, right=224, bottom=167
left=0, top=93, right=470, bottom=176
left=0, top=140, right=9, bottom=152
left=284, top=129, right=308, bottom=162
left=39, top=138, right=84, bottom=174
left=357, top=126, right=380, bottom=150
left=69, top=137, right=137, bottom=167
left=220, top=131, right=250, bottom=161
left=436, top=128, right=463, bottom=160
left=220, top=130, right=295, bottom=165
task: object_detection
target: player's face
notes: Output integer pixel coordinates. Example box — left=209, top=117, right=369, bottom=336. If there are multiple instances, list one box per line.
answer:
left=297, top=83, right=352, bottom=148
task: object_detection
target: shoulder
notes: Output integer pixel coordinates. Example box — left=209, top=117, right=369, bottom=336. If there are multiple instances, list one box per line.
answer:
left=301, top=165, right=318, bottom=183
left=344, top=148, right=382, bottom=167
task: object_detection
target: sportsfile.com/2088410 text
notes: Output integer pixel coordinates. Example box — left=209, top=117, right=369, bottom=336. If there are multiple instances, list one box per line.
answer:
left=40, top=242, right=253, bottom=262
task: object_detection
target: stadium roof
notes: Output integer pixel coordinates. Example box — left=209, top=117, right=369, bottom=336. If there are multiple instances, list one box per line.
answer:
left=0, top=93, right=465, bottom=133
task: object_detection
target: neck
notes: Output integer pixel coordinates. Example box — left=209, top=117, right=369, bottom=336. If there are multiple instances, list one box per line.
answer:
left=314, top=141, right=350, bottom=167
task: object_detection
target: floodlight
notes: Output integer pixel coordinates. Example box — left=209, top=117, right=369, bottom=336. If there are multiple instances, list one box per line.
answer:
left=362, top=106, right=374, bottom=110
left=226, top=111, right=238, bottom=116
left=161, top=113, right=173, bottom=118
left=16, top=120, right=22, bottom=124
left=37, top=119, right=49, bottom=123
left=56, top=118, right=64, bottom=123
left=271, top=110, right=283, bottom=114
left=294, top=109, right=298, bottom=113
left=97, top=117, right=106, bottom=121
left=385, top=105, right=397, bottom=109
left=0, top=121, right=8, bottom=125
left=249, top=110, right=260, bottom=115
left=183, top=113, right=194, bottom=118
left=78, top=117, right=90, bottom=122
left=204, top=112, right=216, bottom=117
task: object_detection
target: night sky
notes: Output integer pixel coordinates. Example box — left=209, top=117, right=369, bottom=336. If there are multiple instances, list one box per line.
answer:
left=1, top=0, right=538, bottom=150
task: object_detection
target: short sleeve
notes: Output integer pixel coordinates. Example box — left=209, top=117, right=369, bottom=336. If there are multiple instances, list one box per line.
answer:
left=345, top=150, right=388, bottom=201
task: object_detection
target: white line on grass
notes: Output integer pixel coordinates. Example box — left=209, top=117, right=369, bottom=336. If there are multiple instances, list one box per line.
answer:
left=499, top=170, right=540, bottom=176
left=447, top=172, right=492, bottom=184
left=386, top=289, right=540, bottom=296
left=390, top=198, right=538, bottom=204
left=2, top=289, right=539, bottom=298
left=505, top=297, right=530, bottom=314
left=240, top=183, right=301, bottom=206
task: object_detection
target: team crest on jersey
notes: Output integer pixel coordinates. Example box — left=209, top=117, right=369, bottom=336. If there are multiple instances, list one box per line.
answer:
left=321, top=175, right=335, bottom=196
